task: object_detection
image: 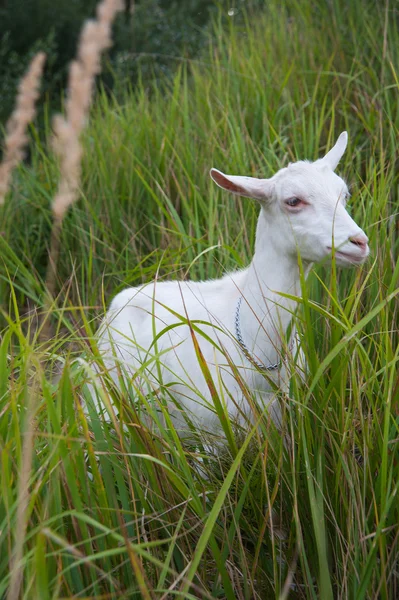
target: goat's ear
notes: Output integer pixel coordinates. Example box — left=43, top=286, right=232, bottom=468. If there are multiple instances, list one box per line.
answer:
left=321, top=131, right=348, bottom=170
left=209, top=168, right=272, bottom=201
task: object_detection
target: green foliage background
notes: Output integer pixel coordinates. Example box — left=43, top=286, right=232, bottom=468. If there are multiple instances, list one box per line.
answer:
left=0, top=1, right=398, bottom=598
left=0, top=0, right=218, bottom=122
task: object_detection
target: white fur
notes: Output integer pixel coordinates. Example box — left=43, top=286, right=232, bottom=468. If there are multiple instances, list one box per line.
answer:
left=93, top=132, right=369, bottom=431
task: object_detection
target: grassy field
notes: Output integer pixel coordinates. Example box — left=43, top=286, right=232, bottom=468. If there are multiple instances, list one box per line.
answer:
left=1, top=1, right=399, bottom=598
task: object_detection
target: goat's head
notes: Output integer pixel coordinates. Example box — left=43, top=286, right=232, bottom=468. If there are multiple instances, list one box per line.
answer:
left=210, top=132, right=369, bottom=266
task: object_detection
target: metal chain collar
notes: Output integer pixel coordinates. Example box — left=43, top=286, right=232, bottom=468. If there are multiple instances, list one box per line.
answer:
left=234, top=295, right=283, bottom=372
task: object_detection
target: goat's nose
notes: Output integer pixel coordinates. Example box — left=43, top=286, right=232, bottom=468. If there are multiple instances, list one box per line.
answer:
left=349, top=233, right=369, bottom=252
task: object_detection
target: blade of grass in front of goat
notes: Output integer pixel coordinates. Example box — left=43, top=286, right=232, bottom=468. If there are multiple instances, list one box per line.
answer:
left=304, top=288, right=399, bottom=404
left=188, top=323, right=237, bottom=455
left=180, top=420, right=259, bottom=596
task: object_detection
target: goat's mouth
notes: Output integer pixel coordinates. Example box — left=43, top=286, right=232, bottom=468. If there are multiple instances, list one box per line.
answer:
left=326, top=247, right=369, bottom=264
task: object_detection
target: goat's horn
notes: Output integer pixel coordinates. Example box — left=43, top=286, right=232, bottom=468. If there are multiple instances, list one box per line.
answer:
left=322, top=131, right=348, bottom=170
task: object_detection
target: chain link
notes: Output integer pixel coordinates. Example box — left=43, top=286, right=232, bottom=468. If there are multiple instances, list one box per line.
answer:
left=234, top=296, right=282, bottom=372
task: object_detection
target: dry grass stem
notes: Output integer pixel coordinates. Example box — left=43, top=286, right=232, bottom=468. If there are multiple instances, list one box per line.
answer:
left=51, top=0, right=123, bottom=221
left=6, top=382, right=38, bottom=600
left=0, top=53, right=46, bottom=205
left=41, top=0, right=123, bottom=341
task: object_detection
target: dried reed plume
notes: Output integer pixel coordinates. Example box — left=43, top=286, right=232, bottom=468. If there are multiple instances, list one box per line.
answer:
left=42, top=0, right=123, bottom=337
left=51, top=0, right=123, bottom=221
left=0, top=52, right=46, bottom=205
left=1, top=55, right=45, bottom=600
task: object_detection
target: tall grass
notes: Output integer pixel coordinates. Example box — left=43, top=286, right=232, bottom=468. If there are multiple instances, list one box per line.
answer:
left=1, top=0, right=398, bottom=597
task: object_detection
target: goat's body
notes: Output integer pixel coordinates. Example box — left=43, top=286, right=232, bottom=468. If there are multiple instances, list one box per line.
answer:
left=97, top=267, right=289, bottom=430
left=92, top=133, right=370, bottom=434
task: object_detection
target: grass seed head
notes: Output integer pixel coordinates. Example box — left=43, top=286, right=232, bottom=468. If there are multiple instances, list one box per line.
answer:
left=0, top=52, right=46, bottom=205
left=51, top=0, right=123, bottom=221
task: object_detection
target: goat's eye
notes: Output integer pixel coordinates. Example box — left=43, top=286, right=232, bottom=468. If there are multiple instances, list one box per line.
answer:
left=285, top=197, right=302, bottom=207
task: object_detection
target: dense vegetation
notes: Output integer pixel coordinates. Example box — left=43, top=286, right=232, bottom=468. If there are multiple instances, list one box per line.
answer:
left=0, top=0, right=218, bottom=122
left=1, top=0, right=398, bottom=598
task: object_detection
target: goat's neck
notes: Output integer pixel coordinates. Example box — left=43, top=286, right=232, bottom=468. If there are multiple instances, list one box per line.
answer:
left=240, top=211, right=309, bottom=363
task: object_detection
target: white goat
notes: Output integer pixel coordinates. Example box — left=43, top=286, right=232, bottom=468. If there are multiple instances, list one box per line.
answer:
left=93, top=132, right=369, bottom=431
